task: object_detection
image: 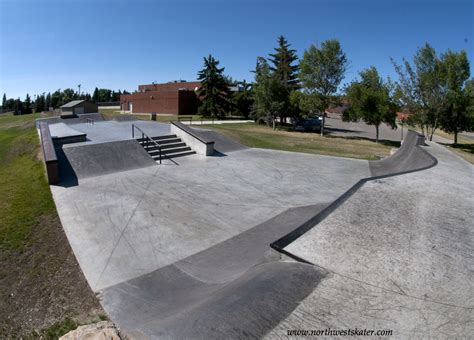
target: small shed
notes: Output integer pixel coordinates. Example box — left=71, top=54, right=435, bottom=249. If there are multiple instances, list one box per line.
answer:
left=61, top=100, right=98, bottom=117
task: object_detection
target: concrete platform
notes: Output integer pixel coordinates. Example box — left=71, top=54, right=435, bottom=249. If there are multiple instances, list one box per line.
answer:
left=48, top=122, right=87, bottom=144
left=63, top=120, right=171, bottom=145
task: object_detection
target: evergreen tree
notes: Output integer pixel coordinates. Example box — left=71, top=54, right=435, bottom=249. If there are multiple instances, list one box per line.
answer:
left=24, top=94, right=32, bottom=113
left=46, top=92, right=52, bottom=110
left=2, top=93, right=6, bottom=108
left=14, top=98, right=23, bottom=115
left=269, top=35, right=299, bottom=88
left=51, top=90, right=62, bottom=108
left=92, top=87, right=100, bottom=102
left=196, top=54, right=231, bottom=118
left=231, top=80, right=253, bottom=118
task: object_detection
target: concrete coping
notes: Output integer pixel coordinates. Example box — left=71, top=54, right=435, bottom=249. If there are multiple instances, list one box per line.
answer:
left=170, top=121, right=214, bottom=156
left=38, top=121, right=59, bottom=184
left=39, top=122, right=57, bottom=163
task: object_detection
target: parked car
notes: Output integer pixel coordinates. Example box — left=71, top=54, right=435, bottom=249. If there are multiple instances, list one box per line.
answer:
left=292, top=117, right=322, bottom=132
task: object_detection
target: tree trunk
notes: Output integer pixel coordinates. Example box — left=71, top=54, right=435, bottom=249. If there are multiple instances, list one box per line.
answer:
left=320, top=115, right=325, bottom=137
left=429, top=117, right=438, bottom=141
left=375, top=125, right=379, bottom=143
left=272, top=117, right=276, bottom=130
left=454, top=130, right=458, bottom=146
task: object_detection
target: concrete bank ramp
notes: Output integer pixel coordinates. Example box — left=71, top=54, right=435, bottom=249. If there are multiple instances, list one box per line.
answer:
left=58, top=140, right=156, bottom=181
left=102, top=261, right=324, bottom=339
left=369, top=130, right=436, bottom=177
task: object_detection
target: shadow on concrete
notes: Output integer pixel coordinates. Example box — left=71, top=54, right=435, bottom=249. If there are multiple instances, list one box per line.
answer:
left=103, top=262, right=324, bottom=339
left=326, top=127, right=362, bottom=134
left=439, top=143, right=474, bottom=154
left=210, top=150, right=227, bottom=157
left=54, top=145, right=79, bottom=188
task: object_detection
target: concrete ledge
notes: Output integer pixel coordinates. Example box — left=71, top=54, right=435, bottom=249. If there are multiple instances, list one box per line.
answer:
left=170, top=121, right=214, bottom=156
left=38, top=122, right=59, bottom=184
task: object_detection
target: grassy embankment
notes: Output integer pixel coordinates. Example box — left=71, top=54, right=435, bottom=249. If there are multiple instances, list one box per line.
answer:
left=433, top=130, right=474, bottom=164
left=0, top=113, right=105, bottom=338
left=201, top=122, right=393, bottom=160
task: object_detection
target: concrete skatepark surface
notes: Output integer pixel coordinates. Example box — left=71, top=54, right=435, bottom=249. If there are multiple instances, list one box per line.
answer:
left=47, top=123, right=473, bottom=338
left=273, top=142, right=473, bottom=338
left=51, top=147, right=369, bottom=291
left=49, top=120, right=171, bottom=145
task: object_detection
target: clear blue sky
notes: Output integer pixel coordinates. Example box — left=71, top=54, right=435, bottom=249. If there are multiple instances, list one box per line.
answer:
left=0, top=0, right=472, bottom=99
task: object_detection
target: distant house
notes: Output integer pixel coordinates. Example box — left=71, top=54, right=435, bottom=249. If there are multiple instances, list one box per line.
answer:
left=396, top=111, right=411, bottom=122
left=60, top=100, right=98, bottom=117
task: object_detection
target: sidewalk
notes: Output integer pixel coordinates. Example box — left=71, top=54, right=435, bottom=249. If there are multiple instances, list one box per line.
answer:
left=179, top=119, right=253, bottom=125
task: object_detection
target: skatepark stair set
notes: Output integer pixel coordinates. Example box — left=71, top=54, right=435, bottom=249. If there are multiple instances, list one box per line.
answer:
left=137, top=134, right=196, bottom=162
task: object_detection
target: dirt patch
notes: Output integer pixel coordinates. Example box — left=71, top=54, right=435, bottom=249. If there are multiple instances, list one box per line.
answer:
left=0, top=214, right=105, bottom=337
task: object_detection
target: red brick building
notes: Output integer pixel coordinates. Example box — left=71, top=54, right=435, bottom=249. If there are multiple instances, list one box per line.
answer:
left=120, top=81, right=201, bottom=115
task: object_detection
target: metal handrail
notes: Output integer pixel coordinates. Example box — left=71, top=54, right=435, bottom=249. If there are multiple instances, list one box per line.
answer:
left=86, top=118, right=94, bottom=125
left=132, top=124, right=162, bottom=164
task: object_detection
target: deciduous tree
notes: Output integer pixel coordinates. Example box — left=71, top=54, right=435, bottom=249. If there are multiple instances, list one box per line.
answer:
left=392, top=44, right=446, bottom=140
left=251, top=60, right=287, bottom=129
left=438, top=50, right=472, bottom=144
left=344, top=66, right=397, bottom=143
left=299, top=39, right=348, bottom=136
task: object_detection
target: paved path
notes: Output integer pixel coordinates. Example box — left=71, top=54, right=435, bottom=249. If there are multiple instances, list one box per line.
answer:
left=325, top=113, right=402, bottom=142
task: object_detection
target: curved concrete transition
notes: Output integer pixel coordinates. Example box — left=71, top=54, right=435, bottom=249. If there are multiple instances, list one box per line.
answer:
left=271, top=131, right=437, bottom=257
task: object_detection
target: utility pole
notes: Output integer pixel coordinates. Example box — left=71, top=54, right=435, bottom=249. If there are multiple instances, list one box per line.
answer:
left=78, top=84, right=81, bottom=98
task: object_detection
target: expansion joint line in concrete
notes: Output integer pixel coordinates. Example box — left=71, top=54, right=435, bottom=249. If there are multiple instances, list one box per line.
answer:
left=306, top=262, right=473, bottom=310
left=94, top=165, right=163, bottom=290
left=270, top=132, right=438, bottom=268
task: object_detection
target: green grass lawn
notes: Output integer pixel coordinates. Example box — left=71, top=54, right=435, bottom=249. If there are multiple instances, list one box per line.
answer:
left=0, top=113, right=56, bottom=250
left=201, top=123, right=393, bottom=160
left=0, top=113, right=104, bottom=338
